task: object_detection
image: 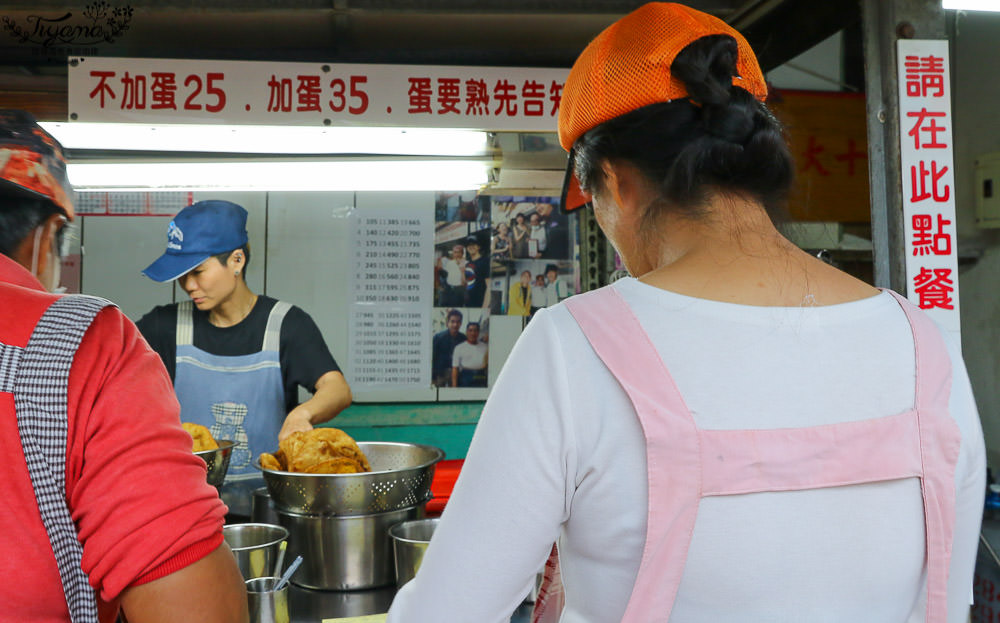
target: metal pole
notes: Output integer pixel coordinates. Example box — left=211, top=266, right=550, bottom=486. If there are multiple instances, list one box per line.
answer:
left=860, top=0, right=945, bottom=292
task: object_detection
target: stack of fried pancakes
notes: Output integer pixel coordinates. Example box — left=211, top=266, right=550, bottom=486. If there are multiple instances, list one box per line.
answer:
left=260, top=428, right=372, bottom=474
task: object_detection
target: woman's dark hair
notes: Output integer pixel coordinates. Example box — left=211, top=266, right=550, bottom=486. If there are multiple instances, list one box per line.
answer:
left=0, top=195, right=64, bottom=258
left=572, top=34, right=794, bottom=224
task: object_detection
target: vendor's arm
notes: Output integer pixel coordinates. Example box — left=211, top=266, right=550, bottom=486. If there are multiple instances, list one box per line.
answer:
left=68, top=306, right=246, bottom=620
left=278, top=304, right=351, bottom=440
left=387, top=309, right=573, bottom=622
left=119, top=544, right=247, bottom=623
left=279, top=370, right=353, bottom=440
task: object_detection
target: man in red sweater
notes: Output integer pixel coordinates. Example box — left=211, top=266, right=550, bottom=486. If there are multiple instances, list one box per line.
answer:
left=0, top=109, right=248, bottom=623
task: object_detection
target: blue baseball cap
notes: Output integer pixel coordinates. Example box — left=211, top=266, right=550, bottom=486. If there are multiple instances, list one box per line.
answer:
left=142, top=200, right=249, bottom=282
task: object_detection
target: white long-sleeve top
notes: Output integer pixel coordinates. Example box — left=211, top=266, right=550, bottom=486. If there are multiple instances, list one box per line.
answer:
left=387, top=278, right=986, bottom=623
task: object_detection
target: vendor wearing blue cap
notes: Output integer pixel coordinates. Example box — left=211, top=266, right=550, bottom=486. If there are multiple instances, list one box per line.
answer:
left=137, top=199, right=352, bottom=517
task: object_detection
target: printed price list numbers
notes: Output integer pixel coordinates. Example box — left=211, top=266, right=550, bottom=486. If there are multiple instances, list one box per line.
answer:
left=351, top=216, right=427, bottom=305
left=349, top=310, right=425, bottom=386
left=348, top=207, right=433, bottom=390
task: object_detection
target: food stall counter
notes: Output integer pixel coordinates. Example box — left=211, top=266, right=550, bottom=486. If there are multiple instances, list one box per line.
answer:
left=288, top=584, right=533, bottom=622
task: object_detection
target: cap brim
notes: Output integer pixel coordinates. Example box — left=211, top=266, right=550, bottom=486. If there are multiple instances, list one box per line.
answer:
left=141, top=251, right=211, bottom=283
left=560, top=148, right=591, bottom=213
left=0, top=177, right=74, bottom=220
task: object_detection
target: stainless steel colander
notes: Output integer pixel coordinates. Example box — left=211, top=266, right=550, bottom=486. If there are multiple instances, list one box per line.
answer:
left=194, top=439, right=236, bottom=488
left=257, top=441, right=445, bottom=516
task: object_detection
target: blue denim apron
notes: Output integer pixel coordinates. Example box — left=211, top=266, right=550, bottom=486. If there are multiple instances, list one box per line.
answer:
left=174, top=299, right=291, bottom=517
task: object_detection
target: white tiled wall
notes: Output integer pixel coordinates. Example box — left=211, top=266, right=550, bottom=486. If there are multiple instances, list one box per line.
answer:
left=79, top=214, right=177, bottom=320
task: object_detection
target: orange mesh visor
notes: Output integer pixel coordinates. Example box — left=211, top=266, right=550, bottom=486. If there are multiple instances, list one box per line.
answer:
left=561, top=148, right=592, bottom=213
left=557, top=2, right=767, bottom=154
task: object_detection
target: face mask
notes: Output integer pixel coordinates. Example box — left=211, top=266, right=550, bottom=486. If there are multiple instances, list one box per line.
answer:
left=28, top=221, right=64, bottom=293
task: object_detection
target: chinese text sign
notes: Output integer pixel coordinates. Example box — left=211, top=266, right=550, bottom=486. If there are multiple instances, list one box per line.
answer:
left=69, top=57, right=566, bottom=131
left=897, top=39, right=960, bottom=336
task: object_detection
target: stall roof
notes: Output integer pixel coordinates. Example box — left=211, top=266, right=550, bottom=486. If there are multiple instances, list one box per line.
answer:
left=0, top=0, right=859, bottom=119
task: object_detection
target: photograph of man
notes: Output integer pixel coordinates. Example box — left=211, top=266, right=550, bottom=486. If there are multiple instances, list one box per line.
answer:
left=432, top=309, right=466, bottom=387
left=530, top=273, right=547, bottom=315
left=536, top=201, right=571, bottom=259
left=491, top=196, right=572, bottom=261
left=529, top=212, right=548, bottom=258
left=452, top=321, right=488, bottom=387
left=436, top=243, right=466, bottom=307
left=544, top=263, right=572, bottom=306
left=464, top=235, right=490, bottom=308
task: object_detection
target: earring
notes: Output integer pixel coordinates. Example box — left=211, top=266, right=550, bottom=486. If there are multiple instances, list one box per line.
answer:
left=235, top=270, right=240, bottom=276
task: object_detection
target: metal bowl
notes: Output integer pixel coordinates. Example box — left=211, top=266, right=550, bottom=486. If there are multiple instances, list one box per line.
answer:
left=223, top=522, right=289, bottom=580
left=257, top=441, right=444, bottom=516
left=389, top=518, right=440, bottom=587
left=195, top=439, right=236, bottom=488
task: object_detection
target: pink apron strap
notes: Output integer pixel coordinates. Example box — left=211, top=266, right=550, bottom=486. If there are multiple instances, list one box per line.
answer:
left=700, top=410, right=923, bottom=496
left=566, top=287, right=702, bottom=622
left=883, top=289, right=961, bottom=622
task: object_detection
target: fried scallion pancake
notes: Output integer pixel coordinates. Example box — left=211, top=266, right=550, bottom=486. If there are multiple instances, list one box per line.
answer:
left=302, top=457, right=364, bottom=474
left=259, top=452, right=283, bottom=471
left=258, top=428, right=371, bottom=474
left=182, top=422, right=219, bottom=452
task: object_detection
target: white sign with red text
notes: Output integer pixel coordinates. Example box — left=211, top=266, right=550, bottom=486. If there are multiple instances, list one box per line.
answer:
left=67, top=56, right=566, bottom=131
left=896, top=39, right=960, bottom=336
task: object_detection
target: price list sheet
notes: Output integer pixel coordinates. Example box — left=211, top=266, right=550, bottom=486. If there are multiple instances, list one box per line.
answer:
left=348, top=205, right=434, bottom=390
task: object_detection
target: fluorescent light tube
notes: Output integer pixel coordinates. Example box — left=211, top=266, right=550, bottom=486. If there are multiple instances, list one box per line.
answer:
left=39, top=122, right=490, bottom=157
left=942, top=1, right=1000, bottom=11
left=67, top=159, right=491, bottom=191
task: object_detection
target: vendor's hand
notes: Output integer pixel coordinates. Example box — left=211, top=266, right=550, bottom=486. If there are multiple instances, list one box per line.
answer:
left=278, top=409, right=314, bottom=441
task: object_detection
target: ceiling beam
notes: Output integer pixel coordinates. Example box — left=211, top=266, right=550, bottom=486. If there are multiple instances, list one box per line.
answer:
left=739, top=0, right=860, bottom=71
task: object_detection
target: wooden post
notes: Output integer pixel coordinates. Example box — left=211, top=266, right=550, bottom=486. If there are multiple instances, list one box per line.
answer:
left=860, top=0, right=946, bottom=292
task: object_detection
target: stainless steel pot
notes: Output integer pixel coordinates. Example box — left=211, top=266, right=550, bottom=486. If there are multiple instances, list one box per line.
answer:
left=222, top=523, right=289, bottom=581
left=251, top=487, right=281, bottom=525
left=277, top=505, right=423, bottom=591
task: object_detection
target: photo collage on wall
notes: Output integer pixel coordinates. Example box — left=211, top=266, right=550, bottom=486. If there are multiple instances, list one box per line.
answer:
left=430, top=191, right=578, bottom=389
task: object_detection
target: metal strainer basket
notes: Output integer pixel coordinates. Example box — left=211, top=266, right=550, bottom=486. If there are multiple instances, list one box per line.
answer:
left=194, top=439, right=236, bottom=488
left=257, top=441, right=444, bottom=516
